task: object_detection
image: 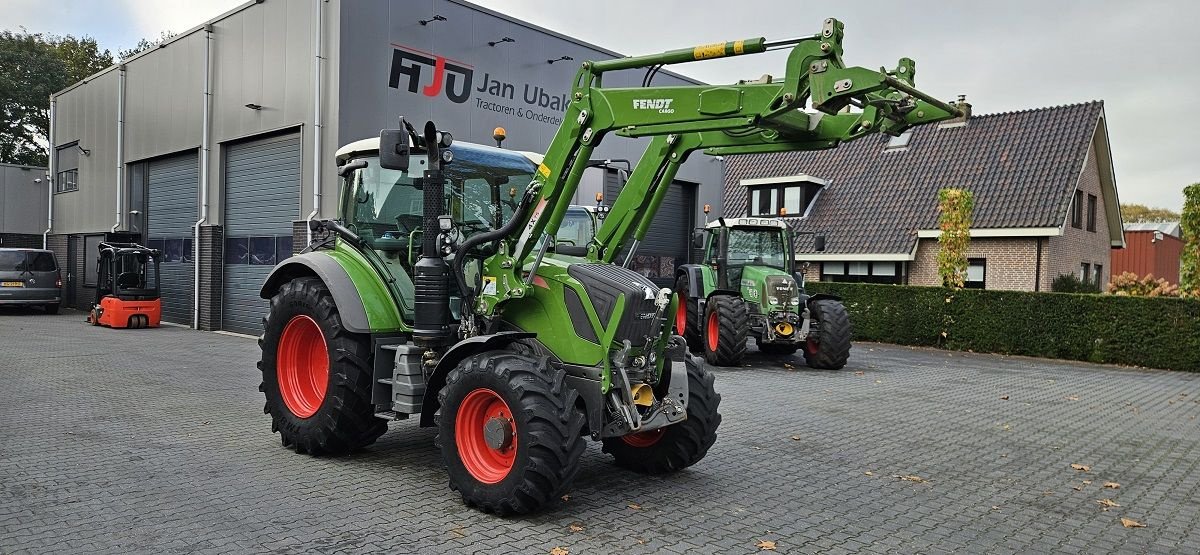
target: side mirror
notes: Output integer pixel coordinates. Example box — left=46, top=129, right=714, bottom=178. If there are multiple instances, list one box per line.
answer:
left=379, top=128, right=410, bottom=171
left=813, top=234, right=827, bottom=252
left=692, top=230, right=705, bottom=249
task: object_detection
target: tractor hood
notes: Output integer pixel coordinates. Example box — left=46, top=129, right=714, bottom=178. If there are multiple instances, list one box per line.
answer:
left=739, top=265, right=801, bottom=312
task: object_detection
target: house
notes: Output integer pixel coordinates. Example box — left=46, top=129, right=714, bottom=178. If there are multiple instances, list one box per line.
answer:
left=0, top=163, right=49, bottom=248
left=1111, top=222, right=1184, bottom=284
left=723, top=100, right=1124, bottom=291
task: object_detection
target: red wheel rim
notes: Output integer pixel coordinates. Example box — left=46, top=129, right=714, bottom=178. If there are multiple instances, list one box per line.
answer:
left=675, top=294, right=687, bottom=334
left=276, top=315, right=329, bottom=419
left=622, top=428, right=665, bottom=448
left=806, top=337, right=819, bottom=354
left=456, top=388, right=517, bottom=484
left=706, top=311, right=720, bottom=352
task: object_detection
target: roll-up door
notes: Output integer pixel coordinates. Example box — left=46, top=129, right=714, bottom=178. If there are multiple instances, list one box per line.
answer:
left=145, top=152, right=198, bottom=325
left=221, top=133, right=301, bottom=335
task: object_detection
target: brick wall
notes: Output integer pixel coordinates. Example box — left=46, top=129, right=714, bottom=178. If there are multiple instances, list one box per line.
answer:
left=909, top=237, right=1045, bottom=291
left=1046, top=140, right=1113, bottom=287
left=0, top=233, right=44, bottom=248
left=197, top=225, right=223, bottom=331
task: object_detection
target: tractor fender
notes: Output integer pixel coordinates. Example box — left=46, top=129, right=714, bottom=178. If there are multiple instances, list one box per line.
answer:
left=807, top=292, right=842, bottom=304
left=418, top=331, right=537, bottom=427
left=675, top=264, right=707, bottom=300
left=259, top=253, right=371, bottom=333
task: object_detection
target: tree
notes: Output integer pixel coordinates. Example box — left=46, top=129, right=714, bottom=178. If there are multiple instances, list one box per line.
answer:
left=1181, top=183, right=1200, bottom=294
left=119, top=31, right=176, bottom=61
left=936, top=188, right=974, bottom=288
left=1120, top=203, right=1181, bottom=223
left=0, top=30, right=112, bottom=166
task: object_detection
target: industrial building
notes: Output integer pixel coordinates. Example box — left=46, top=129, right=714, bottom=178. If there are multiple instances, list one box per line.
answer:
left=0, top=163, right=49, bottom=248
left=46, top=0, right=724, bottom=333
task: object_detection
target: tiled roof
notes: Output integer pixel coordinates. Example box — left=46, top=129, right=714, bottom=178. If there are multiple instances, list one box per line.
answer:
left=723, top=101, right=1105, bottom=255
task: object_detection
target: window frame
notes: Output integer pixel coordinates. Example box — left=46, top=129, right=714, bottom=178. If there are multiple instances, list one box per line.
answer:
left=1081, top=262, right=1091, bottom=282
left=1086, top=194, right=1097, bottom=232
left=964, top=258, right=986, bottom=289
left=1071, top=190, right=1083, bottom=229
left=746, top=182, right=824, bottom=218
left=55, top=142, right=80, bottom=194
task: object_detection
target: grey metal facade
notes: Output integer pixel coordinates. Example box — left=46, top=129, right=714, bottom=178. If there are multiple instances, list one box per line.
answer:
left=46, top=0, right=726, bottom=330
left=221, top=132, right=302, bottom=335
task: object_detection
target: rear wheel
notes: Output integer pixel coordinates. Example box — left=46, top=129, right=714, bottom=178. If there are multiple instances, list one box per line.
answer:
left=674, top=275, right=701, bottom=350
left=43, top=303, right=59, bottom=315
left=601, top=355, right=721, bottom=473
left=803, top=299, right=852, bottom=370
left=436, top=352, right=585, bottom=515
left=258, top=277, right=385, bottom=455
left=703, top=295, right=748, bottom=366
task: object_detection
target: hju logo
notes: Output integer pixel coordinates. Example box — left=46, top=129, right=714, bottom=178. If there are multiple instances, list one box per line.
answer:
left=387, top=44, right=473, bottom=104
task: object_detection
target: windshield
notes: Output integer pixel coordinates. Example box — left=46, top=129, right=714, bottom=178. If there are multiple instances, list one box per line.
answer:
left=341, top=143, right=537, bottom=245
left=727, top=228, right=788, bottom=270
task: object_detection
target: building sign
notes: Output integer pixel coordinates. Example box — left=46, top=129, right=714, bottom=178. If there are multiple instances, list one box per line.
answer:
left=388, top=43, right=568, bottom=127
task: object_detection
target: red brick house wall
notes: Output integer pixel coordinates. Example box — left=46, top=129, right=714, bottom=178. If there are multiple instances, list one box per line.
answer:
left=1044, top=141, right=1113, bottom=289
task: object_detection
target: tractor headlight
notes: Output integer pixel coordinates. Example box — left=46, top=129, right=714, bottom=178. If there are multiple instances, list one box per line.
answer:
left=791, top=297, right=800, bottom=306
left=768, top=296, right=779, bottom=305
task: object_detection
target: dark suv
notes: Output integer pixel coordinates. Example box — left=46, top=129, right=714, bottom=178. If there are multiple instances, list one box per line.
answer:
left=0, top=248, right=63, bottom=314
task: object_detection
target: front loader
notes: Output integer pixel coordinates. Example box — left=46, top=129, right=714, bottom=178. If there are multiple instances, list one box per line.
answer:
left=256, top=18, right=960, bottom=515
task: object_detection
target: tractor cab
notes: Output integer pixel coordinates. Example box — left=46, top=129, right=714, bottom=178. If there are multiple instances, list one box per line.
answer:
left=88, top=242, right=163, bottom=329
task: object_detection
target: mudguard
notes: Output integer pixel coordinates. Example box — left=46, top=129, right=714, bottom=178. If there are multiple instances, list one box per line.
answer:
left=418, top=331, right=537, bottom=427
left=675, top=264, right=707, bottom=299
left=259, top=252, right=372, bottom=333
left=807, top=292, right=842, bottom=303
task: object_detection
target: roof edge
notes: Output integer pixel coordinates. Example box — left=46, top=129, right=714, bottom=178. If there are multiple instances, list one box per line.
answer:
left=915, top=227, right=1061, bottom=239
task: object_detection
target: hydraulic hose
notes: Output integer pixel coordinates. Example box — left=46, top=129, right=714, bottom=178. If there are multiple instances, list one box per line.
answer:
left=453, top=190, right=536, bottom=311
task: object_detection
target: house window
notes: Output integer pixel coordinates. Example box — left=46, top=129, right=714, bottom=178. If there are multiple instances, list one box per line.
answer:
left=1086, top=194, right=1097, bottom=232
left=1081, top=262, right=1091, bottom=282
left=747, top=181, right=824, bottom=217
left=1071, top=190, right=1083, bottom=229
left=225, top=236, right=292, bottom=265
left=821, top=261, right=904, bottom=284
left=964, top=258, right=986, bottom=289
left=885, top=131, right=913, bottom=151
left=1094, top=264, right=1103, bottom=284
left=55, top=143, right=80, bottom=193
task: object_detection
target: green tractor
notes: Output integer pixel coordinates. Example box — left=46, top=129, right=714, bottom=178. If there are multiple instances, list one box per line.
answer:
left=255, top=19, right=960, bottom=515
left=675, top=217, right=850, bottom=368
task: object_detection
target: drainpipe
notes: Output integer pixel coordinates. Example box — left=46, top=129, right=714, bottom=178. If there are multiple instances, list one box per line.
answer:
left=1034, top=237, right=1043, bottom=292
left=193, top=25, right=214, bottom=329
left=305, top=0, right=325, bottom=246
left=44, top=98, right=56, bottom=249
left=112, top=65, right=126, bottom=233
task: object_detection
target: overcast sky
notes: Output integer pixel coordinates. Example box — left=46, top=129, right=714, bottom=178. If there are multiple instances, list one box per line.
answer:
left=5, top=0, right=1196, bottom=210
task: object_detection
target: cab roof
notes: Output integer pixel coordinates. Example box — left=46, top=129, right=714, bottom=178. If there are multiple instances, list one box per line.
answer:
left=706, top=217, right=789, bottom=230
left=335, top=136, right=542, bottom=167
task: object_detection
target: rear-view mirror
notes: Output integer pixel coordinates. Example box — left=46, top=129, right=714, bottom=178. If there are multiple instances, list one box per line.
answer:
left=692, top=230, right=705, bottom=249
left=379, top=128, right=410, bottom=171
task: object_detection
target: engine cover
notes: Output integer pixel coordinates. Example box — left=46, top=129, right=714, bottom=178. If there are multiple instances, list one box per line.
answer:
left=566, top=263, right=661, bottom=348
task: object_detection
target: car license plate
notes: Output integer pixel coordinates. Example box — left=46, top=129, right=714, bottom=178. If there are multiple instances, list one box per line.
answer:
left=1, top=281, right=24, bottom=287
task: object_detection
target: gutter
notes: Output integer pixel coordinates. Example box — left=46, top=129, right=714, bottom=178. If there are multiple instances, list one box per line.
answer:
left=112, top=65, right=126, bottom=233
left=193, top=25, right=214, bottom=329
left=43, top=98, right=56, bottom=249
left=304, top=0, right=325, bottom=245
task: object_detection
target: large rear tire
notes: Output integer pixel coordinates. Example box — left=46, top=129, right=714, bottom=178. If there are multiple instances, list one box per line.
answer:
left=674, top=275, right=701, bottom=351
left=436, top=352, right=585, bottom=515
left=702, top=295, right=748, bottom=366
left=803, top=299, right=852, bottom=370
left=601, top=355, right=721, bottom=474
left=258, top=277, right=386, bottom=455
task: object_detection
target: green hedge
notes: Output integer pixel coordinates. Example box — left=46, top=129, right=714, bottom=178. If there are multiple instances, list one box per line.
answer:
left=806, top=282, right=1200, bottom=371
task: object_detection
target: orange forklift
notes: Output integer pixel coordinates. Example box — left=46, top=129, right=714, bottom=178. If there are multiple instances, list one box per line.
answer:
left=87, top=242, right=163, bottom=329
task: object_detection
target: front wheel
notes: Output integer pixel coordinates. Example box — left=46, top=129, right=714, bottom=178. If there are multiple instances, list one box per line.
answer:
left=258, top=277, right=385, bottom=455
left=601, top=355, right=721, bottom=474
left=703, top=295, right=748, bottom=366
left=803, top=299, right=852, bottom=370
left=436, top=352, right=585, bottom=515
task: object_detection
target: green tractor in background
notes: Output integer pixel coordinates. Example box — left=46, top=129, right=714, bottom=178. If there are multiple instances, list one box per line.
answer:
left=675, top=216, right=851, bottom=368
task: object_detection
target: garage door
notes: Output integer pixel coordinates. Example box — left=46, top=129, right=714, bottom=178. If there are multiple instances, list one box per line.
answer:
left=222, top=133, right=301, bottom=335
left=145, top=152, right=198, bottom=325
left=605, top=170, right=696, bottom=287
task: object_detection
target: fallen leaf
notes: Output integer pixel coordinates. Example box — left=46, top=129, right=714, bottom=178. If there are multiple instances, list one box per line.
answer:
left=550, top=547, right=570, bottom=555
left=991, top=505, right=1001, bottom=510
left=1073, top=485, right=1084, bottom=491
left=1120, top=518, right=1146, bottom=528
left=634, top=537, right=646, bottom=545
left=561, top=494, right=571, bottom=502
left=893, top=474, right=927, bottom=483
left=1000, top=395, right=1009, bottom=400
left=783, top=363, right=794, bottom=369
left=1082, top=480, right=1092, bottom=485
left=875, top=379, right=882, bottom=384
left=1104, top=482, right=1120, bottom=489
left=1071, top=463, right=1091, bottom=472
left=756, top=540, right=777, bottom=551
left=864, top=471, right=874, bottom=476
left=791, top=435, right=801, bottom=441
left=1065, top=395, right=1080, bottom=401
left=854, top=371, right=864, bottom=376
left=627, top=502, right=642, bottom=510
left=568, top=523, right=584, bottom=533
left=1097, top=498, right=1120, bottom=509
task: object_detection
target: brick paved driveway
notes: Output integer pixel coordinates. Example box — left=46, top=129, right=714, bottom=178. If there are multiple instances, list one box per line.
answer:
left=2, top=308, right=1198, bottom=554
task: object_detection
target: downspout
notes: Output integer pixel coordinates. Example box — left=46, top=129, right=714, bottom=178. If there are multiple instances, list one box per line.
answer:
left=111, top=65, right=126, bottom=233
left=44, top=98, right=56, bottom=249
left=1034, top=237, right=1043, bottom=292
left=194, top=25, right=214, bottom=329
left=304, top=0, right=325, bottom=245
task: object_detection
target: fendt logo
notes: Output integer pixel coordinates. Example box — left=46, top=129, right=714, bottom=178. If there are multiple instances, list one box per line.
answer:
left=633, top=98, right=675, bottom=113
left=388, top=44, right=474, bottom=104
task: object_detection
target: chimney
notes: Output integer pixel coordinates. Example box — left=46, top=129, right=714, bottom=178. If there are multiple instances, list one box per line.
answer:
left=939, top=94, right=972, bottom=128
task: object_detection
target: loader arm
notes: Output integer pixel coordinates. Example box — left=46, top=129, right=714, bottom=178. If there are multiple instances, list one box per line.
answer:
left=475, top=17, right=961, bottom=315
